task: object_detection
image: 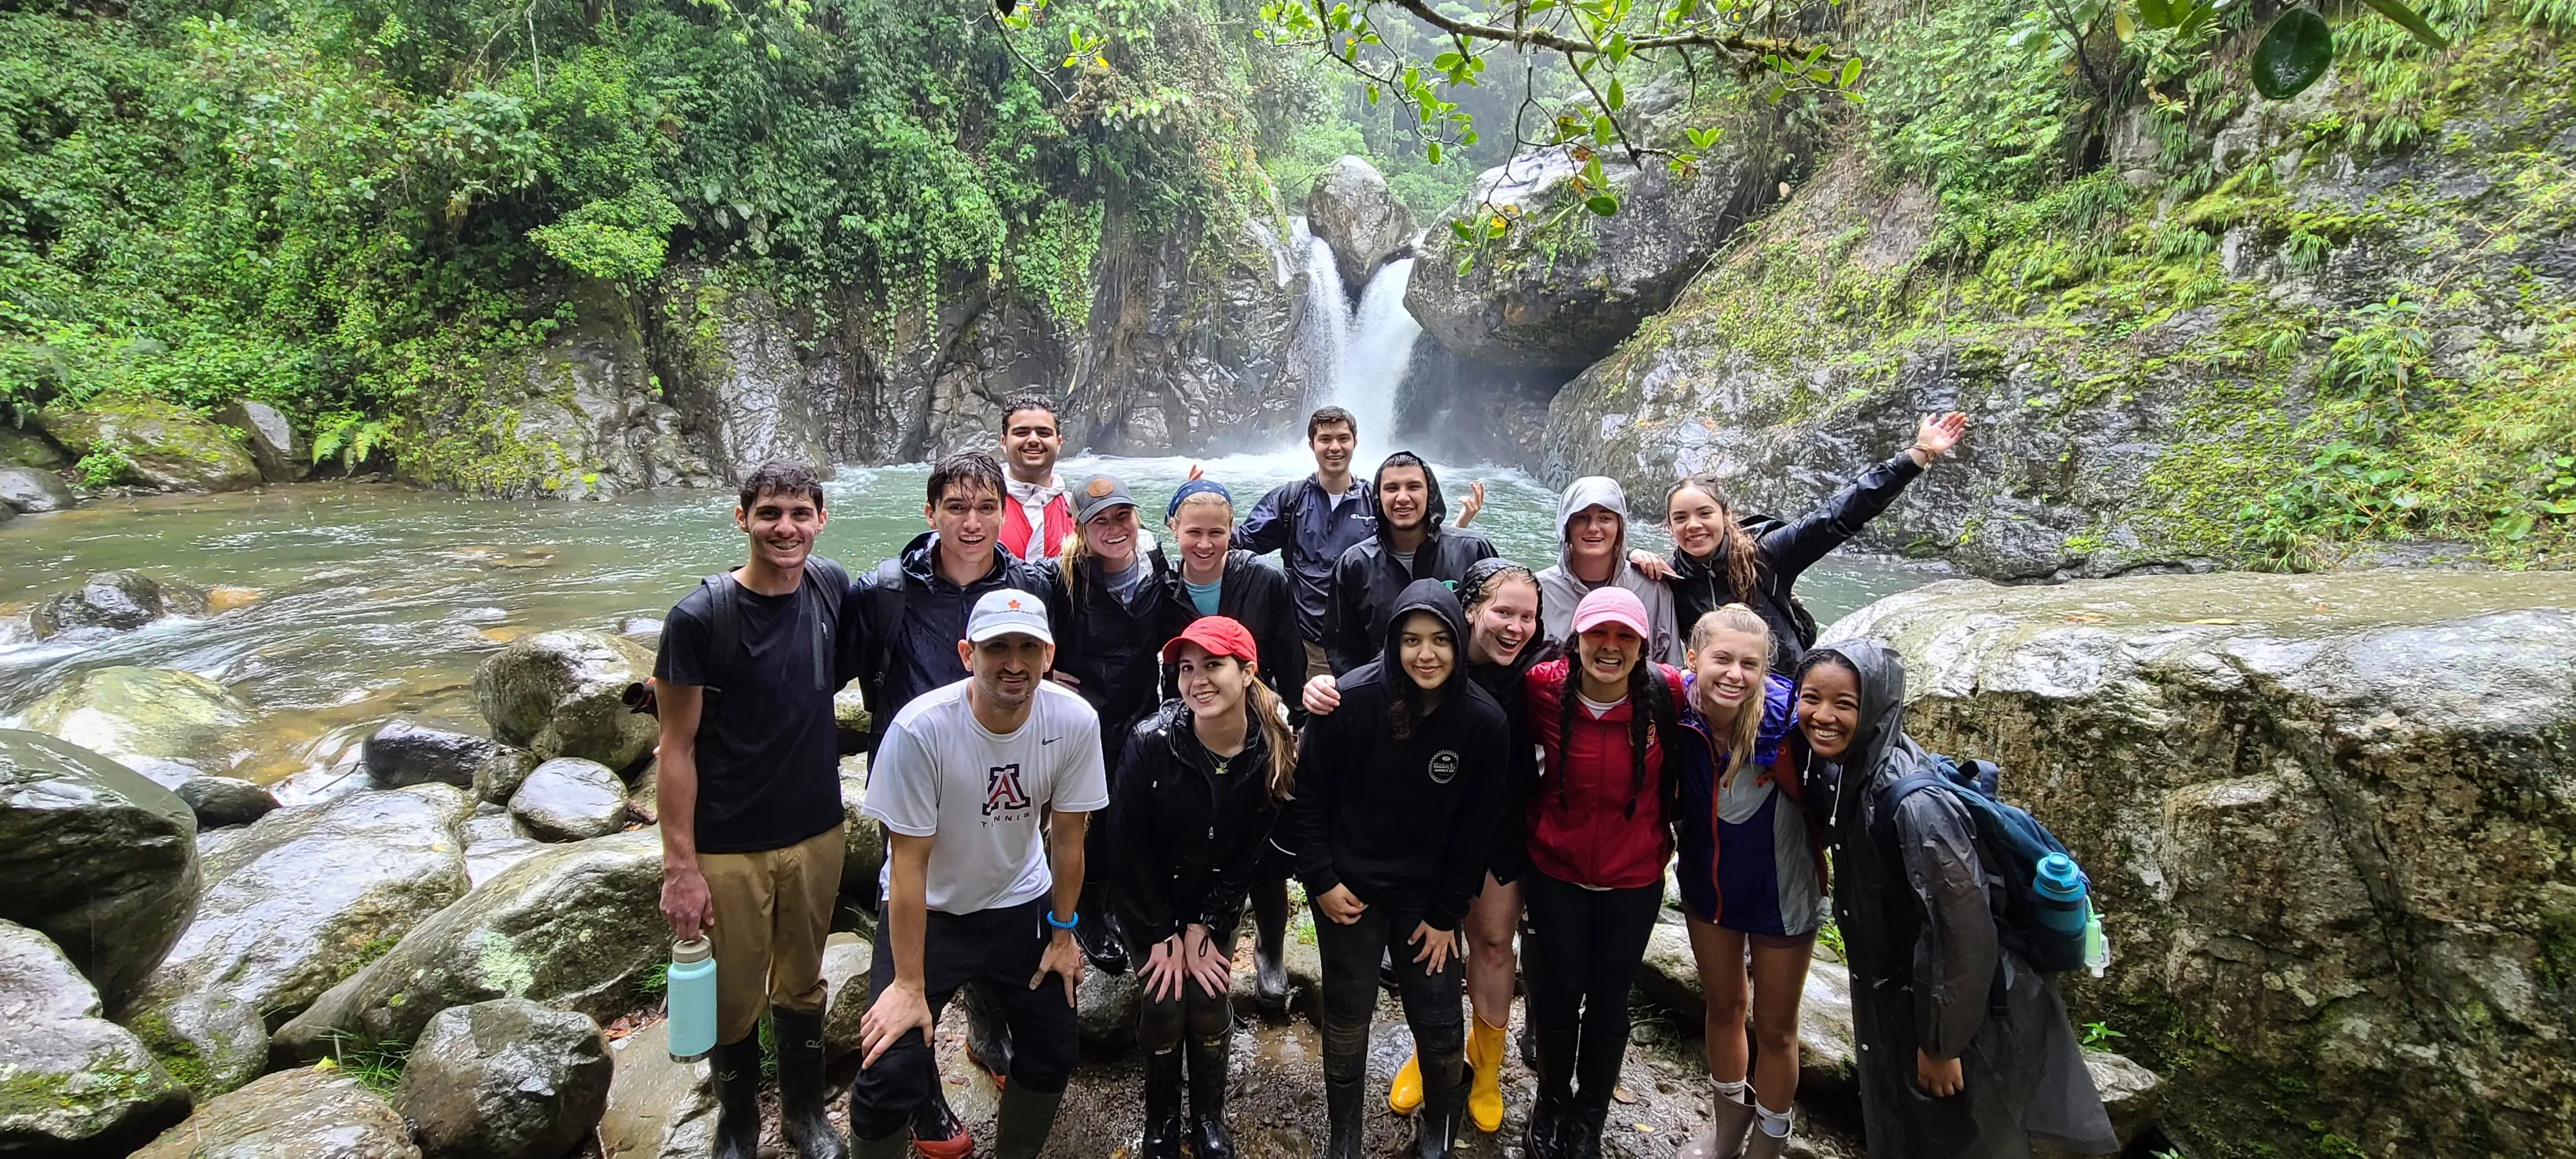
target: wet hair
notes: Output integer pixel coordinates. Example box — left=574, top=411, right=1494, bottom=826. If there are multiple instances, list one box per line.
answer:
left=739, top=460, right=824, bottom=514
left=1689, top=605, right=1774, bottom=786
left=1458, top=559, right=1539, bottom=618
left=1554, top=624, right=1678, bottom=821
left=1307, top=406, right=1357, bottom=440
left=1669, top=472, right=1760, bottom=607
left=1001, top=393, right=1059, bottom=431
left=926, top=450, right=1005, bottom=506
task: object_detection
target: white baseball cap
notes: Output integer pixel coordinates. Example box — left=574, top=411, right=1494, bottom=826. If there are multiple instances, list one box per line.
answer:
left=965, top=589, right=1053, bottom=646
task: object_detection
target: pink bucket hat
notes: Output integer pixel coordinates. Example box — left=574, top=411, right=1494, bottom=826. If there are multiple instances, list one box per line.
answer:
left=1569, top=587, right=1651, bottom=639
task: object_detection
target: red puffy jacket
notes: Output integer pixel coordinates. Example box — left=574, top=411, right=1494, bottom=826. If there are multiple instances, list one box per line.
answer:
left=1522, top=659, right=1687, bottom=890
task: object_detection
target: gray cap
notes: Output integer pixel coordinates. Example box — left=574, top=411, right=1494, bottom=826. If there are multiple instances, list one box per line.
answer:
left=965, top=589, right=1054, bottom=646
left=1070, top=474, right=1135, bottom=524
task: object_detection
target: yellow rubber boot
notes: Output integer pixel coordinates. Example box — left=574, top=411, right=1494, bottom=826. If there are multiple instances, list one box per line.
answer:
left=1387, top=1053, right=1423, bottom=1116
left=1466, top=1017, right=1507, bottom=1133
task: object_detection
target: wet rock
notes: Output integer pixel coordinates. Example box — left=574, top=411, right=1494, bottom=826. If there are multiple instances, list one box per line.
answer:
left=473, top=630, right=659, bottom=770
left=0, top=466, right=72, bottom=514
left=0, top=919, right=192, bottom=1156
left=455, top=292, right=721, bottom=500
left=274, top=828, right=666, bottom=1057
left=834, top=686, right=871, bottom=751
left=1225, top=925, right=1325, bottom=1024
left=120, top=784, right=470, bottom=1097
left=129, top=1066, right=418, bottom=1159
left=395, top=997, right=612, bottom=1159
left=21, top=665, right=251, bottom=786
left=510, top=756, right=629, bottom=842
left=0, top=729, right=199, bottom=1004
left=1829, top=570, right=2576, bottom=1156
left=28, top=569, right=209, bottom=638
left=361, top=717, right=539, bottom=802
left=821, top=931, right=873, bottom=1060
left=1408, top=109, right=1806, bottom=370
left=656, top=272, right=833, bottom=483
left=0, top=424, right=66, bottom=468
left=596, top=1019, right=717, bottom=1159
left=1306, top=155, right=1414, bottom=290
left=1076, top=966, right=1142, bottom=1055
left=1634, top=922, right=1857, bottom=1095
left=465, top=836, right=548, bottom=889
left=2082, top=1051, right=2166, bottom=1151
left=216, top=399, right=307, bottom=483
left=840, top=755, right=884, bottom=900
left=175, top=775, right=279, bottom=828
left=37, top=396, right=262, bottom=492
left=462, top=800, right=526, bottom=845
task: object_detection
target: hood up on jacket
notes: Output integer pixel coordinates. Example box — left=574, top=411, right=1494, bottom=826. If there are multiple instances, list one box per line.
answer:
left=1379, top=578, right=1472, bottom=699
left=1370, top=451, right=1448, bottom=544
left=1806, top=639, right=1927, bottom=831
left=1555, top=475, right=1631, bottom=563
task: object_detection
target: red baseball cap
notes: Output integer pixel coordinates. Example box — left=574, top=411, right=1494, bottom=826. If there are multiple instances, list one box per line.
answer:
left=1161, top=616, right=1260, bottom=665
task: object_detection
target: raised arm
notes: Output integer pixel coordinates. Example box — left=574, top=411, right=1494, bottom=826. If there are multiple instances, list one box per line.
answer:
left=1233, top=484, right=1294, bottom=556
left=1763, top=412, right=1966, bottom=583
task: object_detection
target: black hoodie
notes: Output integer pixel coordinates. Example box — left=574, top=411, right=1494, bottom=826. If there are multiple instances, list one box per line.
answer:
left=1048, top=546, right=1192, bottom=764
left=1157, top=549, right=1305, bottom=724
left=1806, top=641, right=2116, bottom=1159
left=1282, top=580, right=1511, bottom=930
left=1107, top=700, right=1283, bottom=950
left=848, top=531, right=1065, bottom=752
left=1665, top=453, right=1924, bottom=672
left=1322, top=455, right=1498, bottom=675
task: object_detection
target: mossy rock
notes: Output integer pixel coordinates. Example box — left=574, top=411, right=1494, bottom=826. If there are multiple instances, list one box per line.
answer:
left=0, top=424, right=66, bottom=469
left=37, top=397, right=260, bottom=492
left=0, top=730, right=200, bottom=1008
left=0, top=919, right=193, bottom=1156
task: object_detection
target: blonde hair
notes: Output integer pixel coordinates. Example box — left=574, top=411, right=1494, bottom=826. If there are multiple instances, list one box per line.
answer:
left=1689, top=603, right=1774, bottom=786
left=1057, top=507, right=1139, bottom=602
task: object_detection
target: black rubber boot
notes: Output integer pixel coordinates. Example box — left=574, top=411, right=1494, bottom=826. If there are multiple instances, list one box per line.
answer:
left=771, top=1008, right=848, bottom=1159
left=712, top=1034, right=762, bottom=1159
left=1323, top=1076, right=1366, bottom=1159
left=1523, top=1091, right=1570, bottom=1159
left=1413, top=1075, right=1466, bottom=1159
left=1074, top=883, right=1130, bottom=974
left=1187, top=1033, right=1236, bottom=1159
left=960, top=983, right=1014, bottom=1083
left=1565, top=1100, right=1611, bottom=1159
left=1141, top=1048, right=1186, bottom=1159
left=993, top=1084, right=1067, bottom=1159
left=1251, top=876, right=1289, bottom=1019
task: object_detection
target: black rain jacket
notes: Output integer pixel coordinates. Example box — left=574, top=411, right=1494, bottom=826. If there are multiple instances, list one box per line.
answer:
left=1235, top=475, right=1379, bottom=644
left=1158, top=549, right=1306, bottom=725
left=1323, top=462, right=1497, bottom=675
left=848, top=531, right=1065, bottom=751
left=1283, top=580, right=1510, bottom=930
left=1667, top=453, right=1924, bottom=671
left=1048, top=546, right=1191, bottom=766
left=1108, top=700, right=1284, bottom=951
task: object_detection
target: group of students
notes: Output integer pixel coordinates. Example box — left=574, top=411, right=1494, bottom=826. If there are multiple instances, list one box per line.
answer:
left=649, top=395, right=2120, bottom=1159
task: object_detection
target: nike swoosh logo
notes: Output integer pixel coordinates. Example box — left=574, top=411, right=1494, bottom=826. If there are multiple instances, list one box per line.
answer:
left=1041, top=736, right=1060, bottom=745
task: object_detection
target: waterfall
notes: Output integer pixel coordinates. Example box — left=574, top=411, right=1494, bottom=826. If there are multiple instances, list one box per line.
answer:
left=1280, top=216, right=1420, bottom=462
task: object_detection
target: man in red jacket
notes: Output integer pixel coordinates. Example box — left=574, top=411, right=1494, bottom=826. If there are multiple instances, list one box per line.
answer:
left=998, top=393, right=1072, bottom=560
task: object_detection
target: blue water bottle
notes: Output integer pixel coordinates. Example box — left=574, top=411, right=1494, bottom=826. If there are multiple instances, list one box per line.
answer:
left=2032, top=853, right=2090, bottom=938
left=667, top=937, right=717, bottom=1063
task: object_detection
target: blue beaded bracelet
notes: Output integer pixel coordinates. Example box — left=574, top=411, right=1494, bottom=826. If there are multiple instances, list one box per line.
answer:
left=1046, top=910, right=1079, bottom=930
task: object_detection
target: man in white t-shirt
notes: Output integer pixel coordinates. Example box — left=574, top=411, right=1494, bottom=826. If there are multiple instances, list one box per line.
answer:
left=849, top=589, right=1107, bottom=1159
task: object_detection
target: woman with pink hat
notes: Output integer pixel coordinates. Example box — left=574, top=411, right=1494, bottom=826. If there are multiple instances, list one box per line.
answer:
left=1517, top=587, right=1689, bottom=1159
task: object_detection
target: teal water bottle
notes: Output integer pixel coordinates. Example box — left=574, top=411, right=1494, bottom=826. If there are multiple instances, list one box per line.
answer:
left=667, top=938, right=717, bottom=1062
left=2031, top=853, right=2089, bottom=937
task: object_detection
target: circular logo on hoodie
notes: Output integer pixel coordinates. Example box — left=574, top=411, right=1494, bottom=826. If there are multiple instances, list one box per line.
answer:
left=1428, top=749, right=1461, bottom=784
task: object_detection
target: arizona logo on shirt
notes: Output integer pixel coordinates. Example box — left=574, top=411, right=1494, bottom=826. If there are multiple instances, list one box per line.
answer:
left=983, top=763, right=1032, bottom=816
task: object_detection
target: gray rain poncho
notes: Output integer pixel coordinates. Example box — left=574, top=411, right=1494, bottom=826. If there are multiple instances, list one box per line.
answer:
left=1812, top=641, right=2117, bottom=1159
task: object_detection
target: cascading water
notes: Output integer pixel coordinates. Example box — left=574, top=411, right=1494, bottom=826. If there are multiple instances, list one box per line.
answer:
left=1280, top=216, right=1421, bottom=462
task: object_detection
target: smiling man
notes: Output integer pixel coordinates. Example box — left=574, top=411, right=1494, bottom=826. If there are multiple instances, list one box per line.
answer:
left=996, top=393, right=1072, bottom=560
left=1536, top=477, right=1683, bottom=666
left=652, top=460, right=857, bottom=1159
left=1321, top=451, right=1497, bottom=676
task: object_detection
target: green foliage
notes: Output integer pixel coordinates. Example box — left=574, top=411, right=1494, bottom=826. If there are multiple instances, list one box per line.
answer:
left=2081, top=1019, right=2128, bottom=1050
left=319, top=1033, right=411, bottom=1095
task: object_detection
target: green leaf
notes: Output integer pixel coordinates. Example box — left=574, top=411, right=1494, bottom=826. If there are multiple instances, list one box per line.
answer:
left=1606, top=79, right=1625, bottom=111
left=1592, top=114, right=1616, bottom=145
left=1428, top=141, right=1443, bottom=164
left=2136, top=0, right=2179, bottom=29
left=1366, top=83, right=1380, bottom=104
left=2114, top=8, right=2136, bottom=41
left=1604, top=32, right=1632, bottom=64
left=1586, top=194, right=1620, bottom=216
left=2251, top=10, right=2333, bottom=100
left=1434, top=51, right=1463, bottom=71
left=1450, top=219, right=1475, bottom=241
left=1839, top=57, right=1864, bottom=88
left=2357, top=0, right=2448, bottom=49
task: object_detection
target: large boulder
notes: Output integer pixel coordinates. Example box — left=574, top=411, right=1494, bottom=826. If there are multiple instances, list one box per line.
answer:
left=28, top=570, right=209, bottom=638
left=509, top=756, right=629, bottom=842
left=1075, top=966, right=1142, bottom=1054
left=820, top=932, right=874, bottom=1061
left=362, top=717, right=540, bottom=802
left=273, top=828, right=667, bottom=1057
left=0, top=466, right=73, bottom=514
left=0, top=730, right=198, bottom=1004
left=1826, top=570, right=2576, bottom=1157
left=473, top=630, right=659, bottom=770
left=395, top=997, right=612, bottom=1159
left=657, top=270, right=833, bottom=482
left=37, top=396, right=261, bottom=491
left=1406, top=102, right=1806, bottom=370
left=1634, top=921, right=1857, bottom=1095
left=595, top=1019, right=717, bottom=1159
left=129, top=1066, right=419, bottom=1159
left=0, top=424, right=65, bottom=468
left=119, top=784, right=472, bottom=1097
left=21, top=665, right=251, bottom=786
left=839, top=755, right=884, bottom=900
left=0, top=919, right=193, bottom=1156
left=1306, top=155, right=1415, bottom=291
left=216, top=399, right=307, bottom=483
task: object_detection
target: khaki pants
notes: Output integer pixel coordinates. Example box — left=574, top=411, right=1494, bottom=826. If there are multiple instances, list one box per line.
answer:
left=1305, top=640, right=1331, bottom=683
left=703, top=823, right=846, bottom=1045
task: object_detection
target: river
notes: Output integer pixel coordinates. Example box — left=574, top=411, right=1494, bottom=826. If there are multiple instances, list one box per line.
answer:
left=0, top=452, right=1933, bottom=791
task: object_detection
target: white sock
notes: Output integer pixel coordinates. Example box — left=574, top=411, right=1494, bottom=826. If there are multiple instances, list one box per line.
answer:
left=1713, top=1079, right=1750, bottom=1106
left=1756, top=1101, right=1792, bottom=1138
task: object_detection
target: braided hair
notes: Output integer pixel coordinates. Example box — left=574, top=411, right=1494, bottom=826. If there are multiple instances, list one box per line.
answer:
left=1553, top=629, right=1679, bottom=821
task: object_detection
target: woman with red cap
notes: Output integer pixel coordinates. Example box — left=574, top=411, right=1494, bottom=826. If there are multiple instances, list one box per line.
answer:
left=1519, top=587, right=1688, bottom=1159
left=1108, top=616, right=1296, bottom=1159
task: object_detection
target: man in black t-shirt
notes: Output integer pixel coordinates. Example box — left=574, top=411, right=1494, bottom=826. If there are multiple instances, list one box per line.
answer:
left=654, top=460, right=854, bottom=1159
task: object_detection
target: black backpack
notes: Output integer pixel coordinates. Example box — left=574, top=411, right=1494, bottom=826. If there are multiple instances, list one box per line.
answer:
left=1870, top=754, right=2096, bottom=974
left=697, top=556, right=849, bottom=695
